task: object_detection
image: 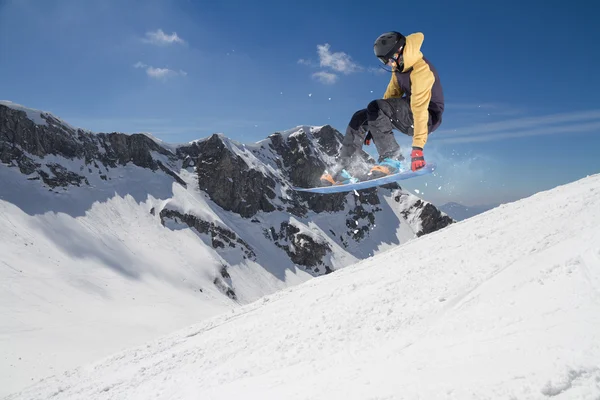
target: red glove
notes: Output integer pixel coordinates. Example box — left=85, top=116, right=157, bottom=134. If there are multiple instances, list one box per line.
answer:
left=410, top=147, right=426, bottom=171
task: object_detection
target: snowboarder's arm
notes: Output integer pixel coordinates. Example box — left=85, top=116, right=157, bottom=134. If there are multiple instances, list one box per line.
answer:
left=382, top=70, right=403, bottom=99
left=409, top=58, right=435, bottom=148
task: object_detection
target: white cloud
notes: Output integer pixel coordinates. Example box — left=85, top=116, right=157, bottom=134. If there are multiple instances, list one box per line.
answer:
left=312, top=71, right=338, bottom=85
left=446, top=103, right=504, bottom=111
left=444, top=103, right=524, bottom=117
left=436, top=110, right=600, bottom=144
left=438, top=110, right=600, bottom=137
left=297, top=59, right=313, bottom=67
left=142, top=29, right=185, bottom=46
left=316, top=43, right=362, bottom=74
left=147, top=67, right=173, bottom=78
left=438, top=121, right=600, bottom=144
left=299, top=43, right=363, bottom=84
left=134, top=62, right=186, bottom=79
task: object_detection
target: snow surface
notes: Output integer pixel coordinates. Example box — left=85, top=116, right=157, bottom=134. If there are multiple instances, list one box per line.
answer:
left=6, top=173, right=600, bottom=399
left=0, top=133, right=426, bottom=397
left=0, top=157, right=317, bottom=397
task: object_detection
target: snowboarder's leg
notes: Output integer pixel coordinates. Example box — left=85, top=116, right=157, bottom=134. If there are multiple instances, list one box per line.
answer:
left=339, top=108, right=369, bottom=163
left=321, top=109, right=370, bottom=186
left=366, top=97, right=414, bottom=160
left=366, top=98, right=416, bottom=177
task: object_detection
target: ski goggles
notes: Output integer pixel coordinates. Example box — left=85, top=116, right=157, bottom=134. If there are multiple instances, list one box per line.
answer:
left=377, top=46, right=404, bottom=65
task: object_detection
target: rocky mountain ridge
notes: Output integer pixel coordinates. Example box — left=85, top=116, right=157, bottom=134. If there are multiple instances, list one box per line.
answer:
left=0, top=101, right=453, bottom=297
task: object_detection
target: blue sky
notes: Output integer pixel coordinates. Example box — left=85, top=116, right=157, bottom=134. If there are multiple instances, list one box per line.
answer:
left=1, top=0, right=599, bottom=206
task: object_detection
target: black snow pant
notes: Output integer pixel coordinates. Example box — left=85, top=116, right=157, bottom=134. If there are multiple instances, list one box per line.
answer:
left=339, top=97, right=416, bottom=167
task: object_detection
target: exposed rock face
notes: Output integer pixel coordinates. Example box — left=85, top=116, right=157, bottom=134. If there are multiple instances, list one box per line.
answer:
left=266, top=222, right=332, bottom=274
left=38, top=163, right=90, bottom=188
left=415, top=201, right=455, bottom=236
left=311, top=125, right=345, bottom=157
left=394, top=193, right=454, bottom=237
left=213, top=276, right=237, bottom=300
left=183, top=134, right=277, bottom=218
left=0, top=104, right=184, bottom=189
left=159, top=208, right=256, bottom=260
left=267, top=130, right=325, bottom=190
left=346, top=202, right=380, bottom=242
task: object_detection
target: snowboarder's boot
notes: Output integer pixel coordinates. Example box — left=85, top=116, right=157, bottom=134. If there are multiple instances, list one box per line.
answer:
left=319, top=169, right=359, bottom=186
left=369, top=157, right=406, bottom=179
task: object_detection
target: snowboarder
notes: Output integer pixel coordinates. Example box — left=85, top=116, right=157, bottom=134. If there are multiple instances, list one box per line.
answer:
left=320, top=31, right=445, bottom=186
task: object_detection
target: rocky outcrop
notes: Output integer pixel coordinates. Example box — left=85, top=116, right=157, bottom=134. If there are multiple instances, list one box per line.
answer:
left=415, top=201, right=454, bottom=236
left=1, top=107, right=83, bottom=160
left=185, top=134, right=277, bottom=218
left=311, top=125, right=344, bottom=157
left=159, top=208, right=256, bottom=260
left=38, top=163, right=90, bottom=188
left=214, top=264, right=237, bottom=300
left=345, top=202, right=381, bottom=242
left=267, top=130, right=325, bottom=189
left=394, top=192, right=454, bottom=237
left=0, top=104, right=184, bottom=188
left=213, top=276, right=237, bottom=300
left=265, top=222, right=332, bottom=274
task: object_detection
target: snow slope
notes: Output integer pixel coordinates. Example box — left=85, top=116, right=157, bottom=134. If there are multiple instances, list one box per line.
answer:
left=0, top=159, right=316, bottom=396
left=7, top=174, right=600, bottom=399
left=0, top=115, right=428, bottom=396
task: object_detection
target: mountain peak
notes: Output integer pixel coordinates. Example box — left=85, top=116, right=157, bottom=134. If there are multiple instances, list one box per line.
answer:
left=0, top=100, right=88, bottom=134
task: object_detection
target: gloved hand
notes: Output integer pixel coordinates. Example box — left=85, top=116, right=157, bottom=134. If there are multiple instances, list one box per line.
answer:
left=410, top=147, right=426, bottom=171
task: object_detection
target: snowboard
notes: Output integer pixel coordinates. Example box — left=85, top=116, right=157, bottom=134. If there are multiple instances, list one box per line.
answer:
left=293, top=163, right=436, bottom=194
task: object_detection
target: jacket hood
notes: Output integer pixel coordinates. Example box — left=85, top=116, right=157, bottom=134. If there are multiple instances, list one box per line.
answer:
left=402, top=32, right=425, bottom=72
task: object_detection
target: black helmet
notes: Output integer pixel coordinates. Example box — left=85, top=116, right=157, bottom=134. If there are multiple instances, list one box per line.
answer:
left=374, top=31, right=406, bottom=68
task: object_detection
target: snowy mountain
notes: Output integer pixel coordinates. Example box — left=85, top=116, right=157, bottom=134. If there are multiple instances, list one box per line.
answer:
left=0, top=101, right=453, bottom=396
left=439, top=201, right=500, bottom=221
left=7, top=168, right=600, bottom=399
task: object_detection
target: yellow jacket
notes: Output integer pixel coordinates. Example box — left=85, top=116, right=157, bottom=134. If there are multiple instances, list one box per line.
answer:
left=382, top=33, right=438, bottom=149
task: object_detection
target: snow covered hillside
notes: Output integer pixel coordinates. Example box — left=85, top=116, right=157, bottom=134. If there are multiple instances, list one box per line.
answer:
left=7, top=171, right=600, bottom=399
left=0, top=101, right=452, bottom=396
